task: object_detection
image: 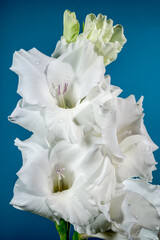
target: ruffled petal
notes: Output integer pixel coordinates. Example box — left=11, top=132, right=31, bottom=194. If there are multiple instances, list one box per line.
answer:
left=14, top=137, right=52, bottom=194
left=139, top=228, right=159, bottom=240
left=109, top=182, right=160, bottom=239
left=10, top=178, right=55, bottom=221
left=118, top=135, right=157, bottom=181
left=8, top=99, right=49, bottom=144
left=92, top=231, right=128, bottom=240
left=116, top=96, right=143, bottom=143
left=124, top=179, right=160, bottom=215
left=10, top=137, right=55, bottom=220
left=10, top=48, right=54, bottom=106
left=74, top=213, right=111, bottom=235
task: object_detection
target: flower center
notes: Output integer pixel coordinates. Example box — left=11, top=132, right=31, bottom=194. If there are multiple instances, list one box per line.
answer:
left=50, top=82, right=75, bottom=109
left=52, top=166, right=74, bottom=193
left=56, top=167, right=66, bottom=192
left=57, top=83, right=70, bottom=109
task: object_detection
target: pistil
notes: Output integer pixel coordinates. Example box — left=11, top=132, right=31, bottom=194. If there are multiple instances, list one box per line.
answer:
left=56, top=167, right=65, bottom=192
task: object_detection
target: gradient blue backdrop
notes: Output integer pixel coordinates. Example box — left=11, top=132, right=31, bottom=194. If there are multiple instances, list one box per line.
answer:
left=1, top=0, right=160, bottom=239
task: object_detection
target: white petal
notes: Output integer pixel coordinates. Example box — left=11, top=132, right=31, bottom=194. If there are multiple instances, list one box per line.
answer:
left=118, top=135, right=157, bottom=181
left=94, top=98, right=125, bottom=160
left=8, top=99, right=49, bottom=143
left=73, top=100, right=95, bottom=134
left=124, top=179, right=160, bottom=215
left=52, top=37, right=68, bottom=58
left=139, top=228, right=159, bottom=240
left=10, top=137, right=55, bottom=220
left=90, top=157, right=116, bottom=204
left=10, top=179, right=55, bottom=221
left=74, top=213, right=111, bottom=235
left=46, top=60, right=75, bottom=103
left=10, top=48, right=54, bottom=106
left=14, top=137, right=52, bottom=194
left=92, top=232, right=128, bottom=240
left=140, top=123, right=158, bottom=151
left=116, top=96, right=143, bottom=143
left=109, top=183, right=160, bottom=239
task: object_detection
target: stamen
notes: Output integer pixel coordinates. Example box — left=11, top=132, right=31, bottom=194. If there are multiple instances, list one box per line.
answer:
left=58, top=85, right=61, bottom=95
left=63, top=82, right=68, bottom=94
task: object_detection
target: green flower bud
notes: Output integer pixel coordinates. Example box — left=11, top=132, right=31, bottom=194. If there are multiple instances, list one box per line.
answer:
left=63, top=10, right=80, bottom=43
left=78, top=13, right=127, bottom=66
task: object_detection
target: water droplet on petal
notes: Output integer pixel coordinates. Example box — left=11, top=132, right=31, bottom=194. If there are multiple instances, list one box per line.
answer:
left=35, top=61, right=40, bottom=65
left=58, top=119, right=64, bottom=123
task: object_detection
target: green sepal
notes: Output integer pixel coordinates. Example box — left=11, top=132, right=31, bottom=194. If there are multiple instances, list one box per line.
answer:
left=72, top=231, right=88, bottom=240
left=55, top=219, right=70, bottom=240
left=72, top=231, right=81, bottom=240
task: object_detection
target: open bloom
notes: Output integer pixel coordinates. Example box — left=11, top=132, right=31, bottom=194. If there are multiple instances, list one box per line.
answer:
left=10, top=135, right=116, bottom=235
left=9, top=40, right=105, bottom=144
left=75, top=77, right=158, bottom=183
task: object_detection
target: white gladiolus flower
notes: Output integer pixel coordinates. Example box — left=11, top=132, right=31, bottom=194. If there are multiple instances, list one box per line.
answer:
left=115, top=95, right=158, bottom=182
left=76, top=83, right=158, bottom=183
left=9, top=40, right=105, bottom=144
left=10, top=135, right=116, bottom=235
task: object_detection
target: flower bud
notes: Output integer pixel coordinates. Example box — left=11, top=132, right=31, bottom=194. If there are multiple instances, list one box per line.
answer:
left=63, top=10, right=80, bottom=43
left=79, top=13, right=127, bottom=66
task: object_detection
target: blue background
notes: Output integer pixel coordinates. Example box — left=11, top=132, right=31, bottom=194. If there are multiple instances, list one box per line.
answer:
left=1, top=0, right=160, bottom=239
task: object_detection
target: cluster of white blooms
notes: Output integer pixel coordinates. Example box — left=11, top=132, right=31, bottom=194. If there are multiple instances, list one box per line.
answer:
left=9, top=10, right=160, bottom=240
